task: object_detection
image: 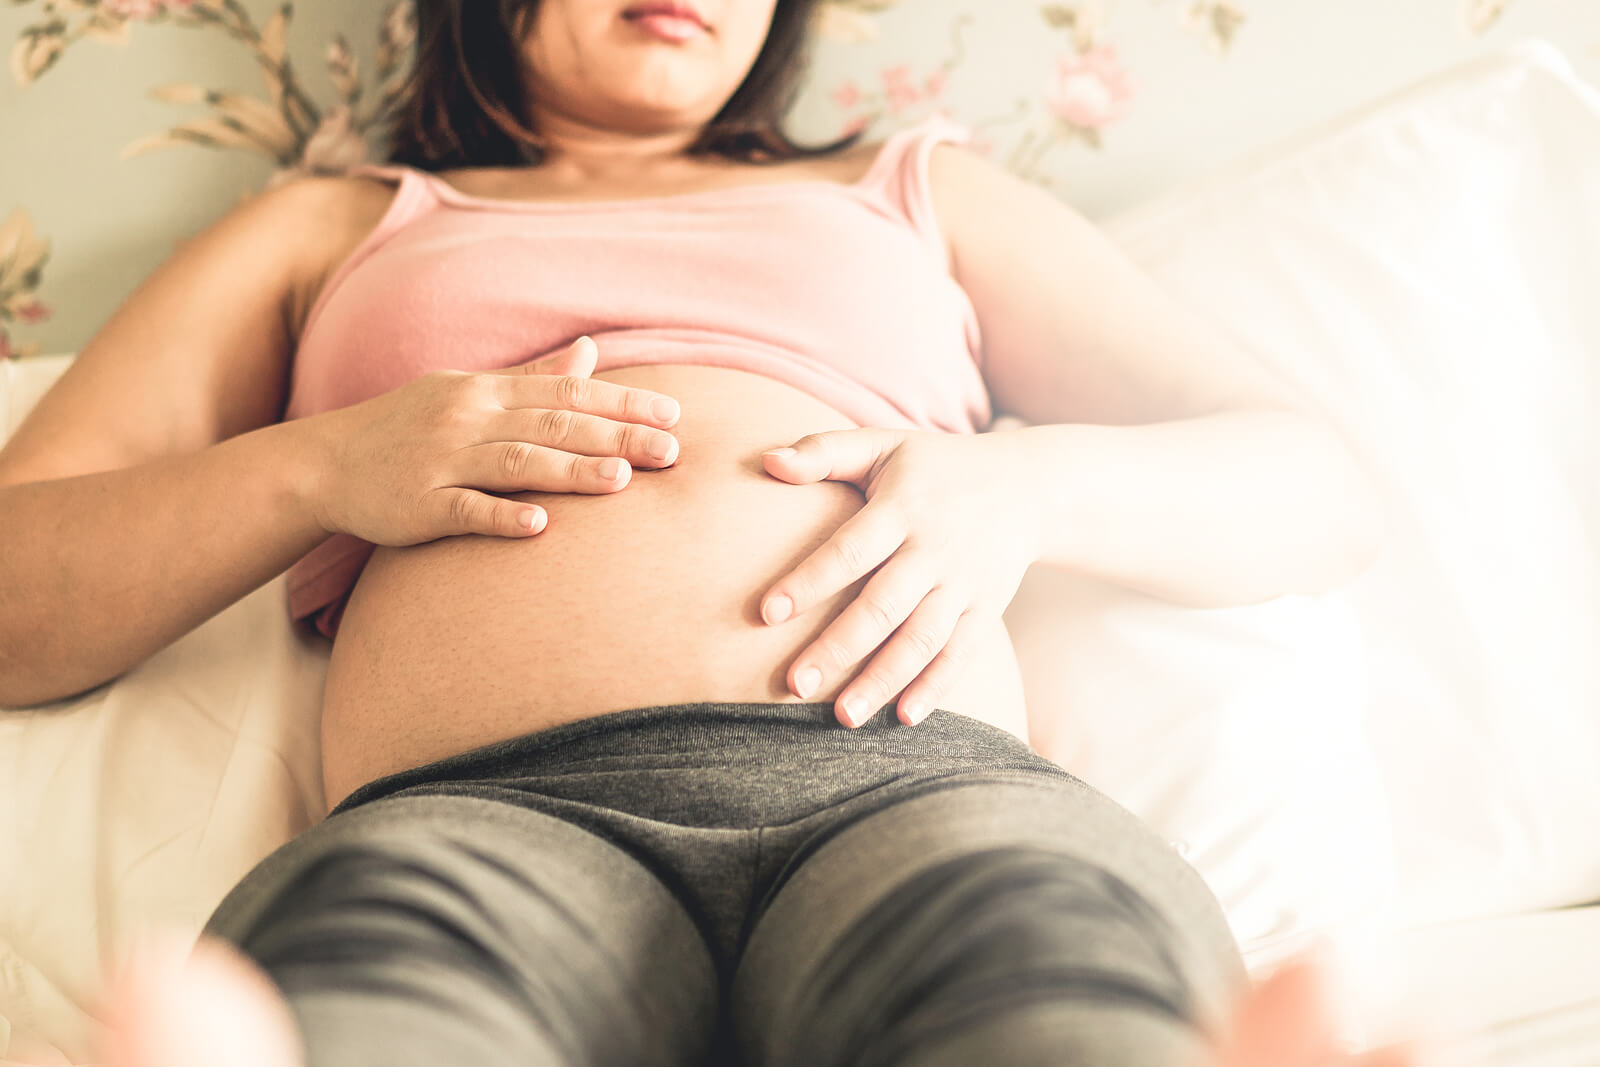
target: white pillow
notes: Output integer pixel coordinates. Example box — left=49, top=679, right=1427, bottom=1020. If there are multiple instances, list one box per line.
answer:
left=1090, top=35, right=1600, bottom=934
left=1004, top=562, right=1393, bottom=979
left=1007, top=43, right=1600, bottom=1050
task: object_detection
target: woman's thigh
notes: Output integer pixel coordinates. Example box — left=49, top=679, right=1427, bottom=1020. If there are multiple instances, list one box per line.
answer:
left=732, top=774, right=1247, bottom=1067
left=201, top=793, right=718, bottom=1067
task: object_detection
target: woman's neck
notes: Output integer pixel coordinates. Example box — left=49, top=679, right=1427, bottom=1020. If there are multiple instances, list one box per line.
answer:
left=530, top=111, right=717, bottom=185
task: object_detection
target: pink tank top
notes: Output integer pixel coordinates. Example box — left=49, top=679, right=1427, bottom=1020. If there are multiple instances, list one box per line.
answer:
left=284, top=115, right=991, bottom=637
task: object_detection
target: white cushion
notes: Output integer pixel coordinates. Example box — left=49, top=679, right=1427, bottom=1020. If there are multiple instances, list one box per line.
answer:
left=1003, top=565, right=1393, bottom=979
left=1, top=353, right=73, bottom=440
left=1008, top=38, right=1600, bottom=1046
left=1095, top=36, right=1600, bottom=930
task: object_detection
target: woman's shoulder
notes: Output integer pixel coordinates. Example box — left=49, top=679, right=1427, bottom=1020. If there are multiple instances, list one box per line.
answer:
left=259, top=171, right=409, bottom=342
left=245, top=171, right=401, bottom=261
left=828, top=116, right=983, bottom=197
left=820, top=134, right=894, bottom=182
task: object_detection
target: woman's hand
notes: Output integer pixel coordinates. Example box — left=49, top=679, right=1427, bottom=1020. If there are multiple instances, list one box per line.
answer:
left=303, top=336, right=682, bottom=546
left=758, top=428, right=1042, bottom=728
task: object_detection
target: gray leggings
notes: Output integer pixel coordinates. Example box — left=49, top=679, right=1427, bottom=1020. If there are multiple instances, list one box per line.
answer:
left=201, top=701, right=1247, bottom=1066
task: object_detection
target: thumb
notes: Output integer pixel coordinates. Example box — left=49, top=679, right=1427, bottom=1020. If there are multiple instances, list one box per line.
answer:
left=514, top=335, right=598, bottom=378
left=761, top=429, right=900, bottom=488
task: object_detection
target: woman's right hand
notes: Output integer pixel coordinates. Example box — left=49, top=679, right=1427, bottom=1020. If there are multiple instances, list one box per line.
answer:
left=301, top=336, right=681, bottom=546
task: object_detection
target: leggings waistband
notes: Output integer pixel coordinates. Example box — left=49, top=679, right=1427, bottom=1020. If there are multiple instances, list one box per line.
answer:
left=328, top=700, right=1071, bottom=829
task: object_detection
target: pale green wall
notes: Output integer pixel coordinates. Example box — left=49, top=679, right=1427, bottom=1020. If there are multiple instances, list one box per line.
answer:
left=3, top=0, right=1598, bottom=358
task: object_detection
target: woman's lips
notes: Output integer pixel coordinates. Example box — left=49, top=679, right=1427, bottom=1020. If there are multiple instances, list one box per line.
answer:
left=624, top=10, right=708, bottom=43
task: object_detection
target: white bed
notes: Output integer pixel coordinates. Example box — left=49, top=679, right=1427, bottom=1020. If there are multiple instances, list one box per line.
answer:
left=4, top=36, right=1599, bottom=1067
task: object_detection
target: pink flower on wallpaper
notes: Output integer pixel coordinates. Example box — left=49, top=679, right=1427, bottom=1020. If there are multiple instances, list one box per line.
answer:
left=828, top=60, right=950, bottom=139
left=17, top=300, right=51, bottom=325
left=1046, top=44, right=1135, bottom=130
left=881, top=65, right=920, bottom=114
left=0, top=332, right=12, bottom=360
left=99, top=0, right=195, bottom=19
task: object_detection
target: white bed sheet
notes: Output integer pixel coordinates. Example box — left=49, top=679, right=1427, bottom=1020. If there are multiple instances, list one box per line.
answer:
left=1361, top=905, right=1600, bottom=1067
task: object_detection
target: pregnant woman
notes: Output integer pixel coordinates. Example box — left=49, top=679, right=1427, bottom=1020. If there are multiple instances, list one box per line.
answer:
left=0, top=0, right=1414, bottom=1064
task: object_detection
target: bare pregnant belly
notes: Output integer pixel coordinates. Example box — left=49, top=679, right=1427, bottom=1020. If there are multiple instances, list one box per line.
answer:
left=318, top=364, right=1028, bottom=809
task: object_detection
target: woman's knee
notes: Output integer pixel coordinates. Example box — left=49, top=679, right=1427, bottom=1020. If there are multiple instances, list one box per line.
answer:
left=203, top=793, right=718, bottom=1067
left=731, top=779, right=1246, bottom=1067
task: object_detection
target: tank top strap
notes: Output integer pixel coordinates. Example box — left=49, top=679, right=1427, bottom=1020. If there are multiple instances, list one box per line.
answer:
left=854, top=114, right=973, bottom=270
left=343, top=160, right=442, bottom=228
left=292, top=161, right=439, bottom=364
left=349, top=161, right=420, bottom=184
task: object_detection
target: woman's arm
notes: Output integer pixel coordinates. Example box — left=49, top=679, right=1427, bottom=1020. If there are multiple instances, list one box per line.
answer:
left=0, top=176, right=352, bottom=707
left=929, top=143, right=1384, bottom=607
left=1004, top=415, right=1384, bottom=607
left=0, top=171, right=681, bottom=707
left=0, top=423, right=330, bottom=707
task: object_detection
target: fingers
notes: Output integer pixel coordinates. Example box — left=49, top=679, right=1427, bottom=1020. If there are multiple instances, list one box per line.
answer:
left=482, top=407, right=678, bottom=470
left=777, top=554, right=930, bottom=714
left=760, top=503, right=905, bottom=628
left=430, top=487, right=549, bottom=539
left=454, top=440, right=635, bottom=494
left=799, top=580, right=971, bottom=729
left=1213, top=954, right=1344, bottom=1067
left=494, top=342, right=680, bottom=430
left=563, top=335, right=599, bottom=378
left=883, top=600, right=977, bottom=726
left=761, top=428, right=902, bottom=487
left=505, top=335, right=598, bottom=379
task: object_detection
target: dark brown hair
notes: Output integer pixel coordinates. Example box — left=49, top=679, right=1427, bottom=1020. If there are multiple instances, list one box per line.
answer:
left=385, top=0, right=858, bottom=170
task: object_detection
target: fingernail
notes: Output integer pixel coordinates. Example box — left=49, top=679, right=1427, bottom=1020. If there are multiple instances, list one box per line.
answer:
left=840, top=695, right=869, bottom=727
left=904, top=700, right=927, bottom=725
left=764, top=447, right=797, bottom=459
left=763, top=595, right=793, bottom=625
left=601, top=458, right=627, bottom=480
left=794, top=666, right=821, bottom=699
left=651, top=397, right=679, bottom=423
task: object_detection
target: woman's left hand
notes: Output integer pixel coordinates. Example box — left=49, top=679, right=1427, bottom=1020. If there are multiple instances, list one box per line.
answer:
left=758, top=428, right=1042, bottom=729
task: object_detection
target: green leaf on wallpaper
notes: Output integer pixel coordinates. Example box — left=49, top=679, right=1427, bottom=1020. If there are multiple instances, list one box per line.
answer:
left=149, top=82, right=210, bottom=105
left=1466, top=0, right=1514, bottom=36
left=121, top=115, right=276, bottom=159
left=375, top=0, right=416, bottom=79
left=11, top=23, right=67, bottom=85
left=328, top=33, right=361, bottom=106
left=147, top=83, right=298, bottom=156
left=80, top=11, right=133, bottom=47
left=0, top=211, right=52, bottom=298
left=259, top=3, right=290, bottom=66
left=259, top=60, right=287, bottom=114
left=1040, top=4, right=1078, bottom=30
left=1186, top=1, right=1246, bottom=53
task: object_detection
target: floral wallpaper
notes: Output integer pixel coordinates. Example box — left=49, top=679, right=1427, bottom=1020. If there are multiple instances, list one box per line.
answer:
left=3, top=0, right=1599, bottom=360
